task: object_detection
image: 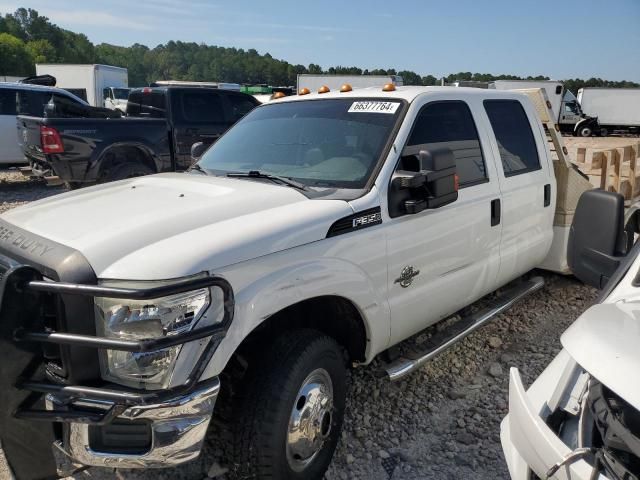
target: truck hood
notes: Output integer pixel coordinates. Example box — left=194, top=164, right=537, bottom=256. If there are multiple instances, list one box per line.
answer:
left=1, top=173, right=353, bottom=278
left=561, top=302, right=640, bottom=411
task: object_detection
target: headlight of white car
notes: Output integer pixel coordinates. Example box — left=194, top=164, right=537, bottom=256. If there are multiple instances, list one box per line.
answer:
left=94, top=286, right=212, bottom=390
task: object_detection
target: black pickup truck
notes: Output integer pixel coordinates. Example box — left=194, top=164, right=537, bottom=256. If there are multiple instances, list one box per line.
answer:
left=18, top=86, right=260, bottom=186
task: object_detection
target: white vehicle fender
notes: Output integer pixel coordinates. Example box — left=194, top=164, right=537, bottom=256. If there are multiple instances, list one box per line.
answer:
left=202, top=256, right=390, bottom=377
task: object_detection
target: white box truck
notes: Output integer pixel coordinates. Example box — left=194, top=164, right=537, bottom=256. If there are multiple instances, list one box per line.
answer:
left=297, top=74, right=403, bottom=93
left=490, top=80, right=599, bottom=137
left=35, top=64, right=129, bottom=111
left=577, top=87, right=640, bottom=136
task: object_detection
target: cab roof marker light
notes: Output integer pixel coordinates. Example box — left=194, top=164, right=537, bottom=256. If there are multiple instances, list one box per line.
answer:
left=298, top=87, right=311, bottom=96
left=272, top=92, right=286, bottom=99
left=318, top=85, right=330, bottom=94
left=382, top=83, right=396, bottom=92
left=340, top=84, right=353, bottom=92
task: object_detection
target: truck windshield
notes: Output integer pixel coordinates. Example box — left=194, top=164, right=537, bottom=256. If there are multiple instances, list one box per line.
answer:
left=112, top=88, right=130, bottom=100
left=198, top=98, right=404, bottom=189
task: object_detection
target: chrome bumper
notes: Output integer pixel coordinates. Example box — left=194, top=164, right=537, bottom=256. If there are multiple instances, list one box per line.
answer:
left=51, top=378, right=220, bottom=469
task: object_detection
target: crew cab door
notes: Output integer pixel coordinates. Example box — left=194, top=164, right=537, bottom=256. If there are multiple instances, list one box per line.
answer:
left=170, top=89, right=229, bottom=170
left=385, top=98, right=503, bottom=344
left=482, top=98, right=554, bottom=286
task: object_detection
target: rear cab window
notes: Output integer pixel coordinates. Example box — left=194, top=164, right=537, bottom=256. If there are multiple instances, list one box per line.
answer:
left=483, top=100, right=541, bottom=177
left=17, top=90, right=54, bottom=116
left=406, top=100, right=487, bottom=188
left=0, top=89, right=17, bottom=115
left=127, top=90, right=167, bottom=118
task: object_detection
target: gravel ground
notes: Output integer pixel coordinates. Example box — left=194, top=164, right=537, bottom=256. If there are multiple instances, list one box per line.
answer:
left=0, top=168, right=598, bottom=480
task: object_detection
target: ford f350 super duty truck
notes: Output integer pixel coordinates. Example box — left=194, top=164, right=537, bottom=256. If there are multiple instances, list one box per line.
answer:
left=1, top=85, right=560, bottom=480
left=501, top=189, right=640, bottom=480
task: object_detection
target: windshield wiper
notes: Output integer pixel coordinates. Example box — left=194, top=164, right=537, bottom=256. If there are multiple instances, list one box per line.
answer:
left=226, top=170, right=307, bottom=191
left=189, top=163, right=208, bottom=175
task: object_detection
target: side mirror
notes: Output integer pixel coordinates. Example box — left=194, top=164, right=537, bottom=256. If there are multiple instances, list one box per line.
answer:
left=388, top=147, right=458, bottom=218
left=568, top=190, right=633, bottom=289
left=190, top=142, right=208, bottom=162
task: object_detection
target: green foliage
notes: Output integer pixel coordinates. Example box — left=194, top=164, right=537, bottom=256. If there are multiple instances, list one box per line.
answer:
left=0, top=32, right=32, bottom=75
left=1, top=7, right=638, bottom=91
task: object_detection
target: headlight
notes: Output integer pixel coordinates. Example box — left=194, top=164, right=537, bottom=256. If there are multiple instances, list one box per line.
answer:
left=94, top=286, right=213, bottom=390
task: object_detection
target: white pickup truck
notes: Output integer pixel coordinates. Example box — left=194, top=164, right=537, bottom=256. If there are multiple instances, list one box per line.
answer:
left=0, top=85, right=558, bottom=480
left=502, top=189, right=640, bottom=480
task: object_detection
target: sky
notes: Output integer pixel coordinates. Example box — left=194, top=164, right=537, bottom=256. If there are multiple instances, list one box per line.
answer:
left=0, top=0, right=639, bottom=81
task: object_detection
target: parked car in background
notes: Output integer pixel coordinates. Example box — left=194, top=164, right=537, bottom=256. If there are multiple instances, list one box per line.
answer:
left=578, top=87, right=640, bottom=136
left=501, top=189, right=640, bottom=480
left=35, top=63, right=129, bottom=111
left=17, top=86, right=260, bottom=186
left=1, top=85, right=563, bottom=479
left=0, top=82, right=88, bottom=166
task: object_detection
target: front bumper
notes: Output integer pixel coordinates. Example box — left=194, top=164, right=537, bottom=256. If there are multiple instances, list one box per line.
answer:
left=52, top=378, right=220, bottom=468
left=500, top=352, right=608, bottom=479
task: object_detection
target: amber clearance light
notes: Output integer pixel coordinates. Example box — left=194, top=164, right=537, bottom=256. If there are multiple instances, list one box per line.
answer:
left=382, top=83, right=396, bottom=92
left=318, top=85, right=330, bottom=94
left=298, top=87, right=311, bottom=95
left=340, top=84, right=353, bottom=92
left=272, top=91, right=286, bottom=99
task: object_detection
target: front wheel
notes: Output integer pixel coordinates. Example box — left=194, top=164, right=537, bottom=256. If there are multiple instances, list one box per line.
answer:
left=229, top=329, right=347, bottom=480
left=578, top=125, right=593, bottom=137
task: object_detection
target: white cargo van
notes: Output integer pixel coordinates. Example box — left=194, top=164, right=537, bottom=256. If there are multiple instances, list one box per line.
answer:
left=35, top=64, right=129, bottom=111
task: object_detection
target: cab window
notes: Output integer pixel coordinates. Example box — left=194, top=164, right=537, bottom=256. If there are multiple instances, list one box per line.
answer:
left=17, top=91, right=53, bottom=116
left=407, top=101, right=487, bottom=187
left=227, top=94, right=257, bottom=122
left=0, top=89, right=17, bottom=115
left=174, top=89, right=224, bottom=123
left=484, top=100, right=541, bottom=177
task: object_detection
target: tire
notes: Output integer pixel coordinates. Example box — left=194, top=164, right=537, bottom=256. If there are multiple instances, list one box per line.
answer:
left=229, top=329, right=347, bottom=480
left=101, top=162, right=153, bottom=183
left=578, top=125, right=593, bottom=137
left=599, top=127, right=609, bottom=137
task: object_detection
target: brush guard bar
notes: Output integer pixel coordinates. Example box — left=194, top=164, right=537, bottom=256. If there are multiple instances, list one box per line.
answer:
left=1, top=261, right=234, bottom=425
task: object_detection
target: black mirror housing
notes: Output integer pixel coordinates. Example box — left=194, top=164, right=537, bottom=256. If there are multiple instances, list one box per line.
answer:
left=190, top=142, right=208, bottom=162
left=568, top=189, right=628, bottom=289
left=388, top=147, right=458, bottom=218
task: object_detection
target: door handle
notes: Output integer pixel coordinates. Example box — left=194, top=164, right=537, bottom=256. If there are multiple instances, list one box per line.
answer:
left=544, top=184, right=551, bottom=207
left=490, top=199, right=501, bottom=226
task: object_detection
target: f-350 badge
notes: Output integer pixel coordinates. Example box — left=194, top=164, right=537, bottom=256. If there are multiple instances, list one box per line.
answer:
left=395, top=266, right=420, bottom=288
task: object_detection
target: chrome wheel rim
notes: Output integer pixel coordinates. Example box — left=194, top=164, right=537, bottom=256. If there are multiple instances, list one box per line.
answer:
left=286, top=368, right=334, bottom=472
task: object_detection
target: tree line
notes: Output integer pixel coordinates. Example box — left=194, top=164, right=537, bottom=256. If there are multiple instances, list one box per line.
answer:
left=1, top=7, right=638, bottom=93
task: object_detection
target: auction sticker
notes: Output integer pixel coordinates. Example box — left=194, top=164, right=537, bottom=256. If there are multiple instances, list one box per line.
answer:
left=348, top=101, right=400, bottom=114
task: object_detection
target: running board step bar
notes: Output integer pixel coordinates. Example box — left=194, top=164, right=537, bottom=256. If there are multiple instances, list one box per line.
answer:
left=385, top=276, right=544, bottom=381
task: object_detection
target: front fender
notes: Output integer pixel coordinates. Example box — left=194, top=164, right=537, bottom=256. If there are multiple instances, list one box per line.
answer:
left=201, top=256, right=390, bottom=378
left=574, top=116, right=599, bottom=133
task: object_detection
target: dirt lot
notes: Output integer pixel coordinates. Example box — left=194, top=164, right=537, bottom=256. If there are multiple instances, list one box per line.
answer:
left=0, top=136, right=626, bottom=480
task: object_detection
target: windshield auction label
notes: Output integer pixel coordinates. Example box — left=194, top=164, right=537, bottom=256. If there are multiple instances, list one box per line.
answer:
left=348, top=101, right=400, bottom=114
